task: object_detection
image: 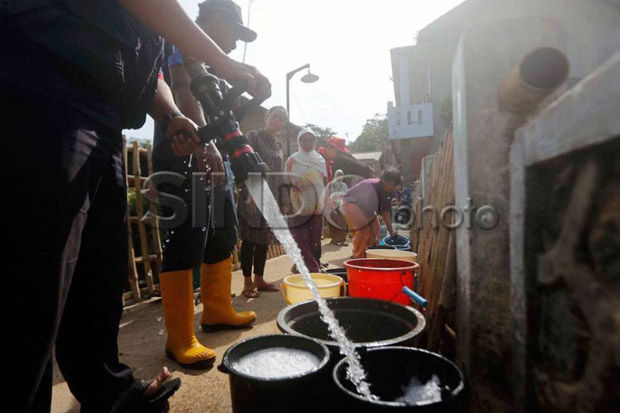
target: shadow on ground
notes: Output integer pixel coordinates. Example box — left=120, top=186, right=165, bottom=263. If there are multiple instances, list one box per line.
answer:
left=52, top=238, right=353, bottom=412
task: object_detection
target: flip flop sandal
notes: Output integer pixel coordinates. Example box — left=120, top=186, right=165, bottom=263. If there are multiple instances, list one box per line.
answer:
left=242, top=288, right=260, bottom=298
left=112, top=377, right=182, bottom=413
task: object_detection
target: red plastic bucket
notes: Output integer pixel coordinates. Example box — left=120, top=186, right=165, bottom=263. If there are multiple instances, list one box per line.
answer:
left=343, top=258, right=419, bottom=305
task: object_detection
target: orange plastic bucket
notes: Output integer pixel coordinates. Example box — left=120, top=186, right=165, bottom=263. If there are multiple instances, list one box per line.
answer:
left=343, top=258, right=419, bottom=305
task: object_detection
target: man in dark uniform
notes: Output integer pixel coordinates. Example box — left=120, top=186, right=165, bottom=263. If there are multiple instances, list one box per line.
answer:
left=151, top=0, right=261, bottom=369
left=1, top=0, right=270, bottom=410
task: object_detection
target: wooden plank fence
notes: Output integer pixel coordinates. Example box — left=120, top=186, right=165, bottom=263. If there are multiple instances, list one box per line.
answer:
left=410, top=129, right=457, bottom=354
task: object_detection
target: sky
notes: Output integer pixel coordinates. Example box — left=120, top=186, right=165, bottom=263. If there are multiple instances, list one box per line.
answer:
left=127, top=0, right=465, bottom=144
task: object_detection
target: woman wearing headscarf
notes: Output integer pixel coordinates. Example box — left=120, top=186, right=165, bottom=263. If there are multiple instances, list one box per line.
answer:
left=284, top=128, right=328, bottom=273
left=327, top=169, right=349, bottom=246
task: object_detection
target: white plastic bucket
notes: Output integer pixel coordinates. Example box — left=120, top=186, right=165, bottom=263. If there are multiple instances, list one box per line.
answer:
left=365, top=249, right=418, bottom=262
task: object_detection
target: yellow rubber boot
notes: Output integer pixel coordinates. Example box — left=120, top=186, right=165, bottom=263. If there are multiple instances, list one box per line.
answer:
left=200, top=257, right=257, bottom=332
left=160, top=270, right=216, bottom=368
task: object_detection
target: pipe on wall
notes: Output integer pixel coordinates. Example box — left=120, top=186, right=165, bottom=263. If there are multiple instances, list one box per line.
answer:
left=498, top=47, right=569, bottom=113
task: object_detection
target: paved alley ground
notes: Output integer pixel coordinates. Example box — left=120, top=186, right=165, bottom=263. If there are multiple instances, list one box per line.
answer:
left=52, top=239, right=353, bottom=412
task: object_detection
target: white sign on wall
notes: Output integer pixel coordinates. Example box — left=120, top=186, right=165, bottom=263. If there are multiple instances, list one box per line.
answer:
left=388, top=102, right=434, bottom=140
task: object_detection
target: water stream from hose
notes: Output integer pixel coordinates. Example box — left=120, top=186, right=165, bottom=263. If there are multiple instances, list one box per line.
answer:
left=245, top=176, right=376, bottom=400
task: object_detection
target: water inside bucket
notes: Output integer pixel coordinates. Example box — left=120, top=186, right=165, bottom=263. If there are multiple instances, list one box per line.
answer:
left=394, top=374, right=442, bottom=404
left=231, top=348, right=321, bottom=379
left=245, top=176, right=375, bottom=399
left=285, top=301, right=419, bottom=344
left=333, top=347, right=465, bottom=410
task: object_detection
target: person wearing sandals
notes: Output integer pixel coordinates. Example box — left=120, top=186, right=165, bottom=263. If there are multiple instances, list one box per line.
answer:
left=2, top=0, right=269, bottom=410
left=284, top=128, right=328, bottom=273
left=237, top=106, right=288, bottom=297
left=153, top=0, right=263, bottom=370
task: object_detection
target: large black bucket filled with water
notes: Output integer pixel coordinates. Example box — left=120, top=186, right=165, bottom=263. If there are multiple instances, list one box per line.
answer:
left=277, top=297, right=425, bottom=361
left=219, top=334, right=331, bottom=413
left=333, top=347, right=467, bottom=412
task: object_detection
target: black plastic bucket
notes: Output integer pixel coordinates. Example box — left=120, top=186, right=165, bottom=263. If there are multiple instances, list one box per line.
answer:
left=333, top=347, right=466, bottom=412
left=382, top=235, right=411, bottom=249
left=322, top=267, right=348, bottom=284
left=276, top=297, right=425, bottom=360
left=219, top=334, right=331, bottom=412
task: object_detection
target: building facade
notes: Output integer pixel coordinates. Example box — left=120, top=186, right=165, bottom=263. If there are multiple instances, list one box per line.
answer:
left=388, top=0, right=620, bottom=182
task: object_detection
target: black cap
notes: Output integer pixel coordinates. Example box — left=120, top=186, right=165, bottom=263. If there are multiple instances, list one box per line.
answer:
left=198, top=0, right=257, bottom=43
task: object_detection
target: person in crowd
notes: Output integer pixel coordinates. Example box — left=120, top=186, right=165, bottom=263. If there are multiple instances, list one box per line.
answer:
left=152, top=0, right=261, bottom=370
left=340, top=166, right=402, bottom=258
left=318, top=136, right=349, bottom=181
left=315, top=136, right=350, bottom=263
left=327, top=169, right=349, bottom=246
left=237, top=106, right=288, bottom=297
left=2, top=0, right=270, bottom=410
left=284, top=128, right=328, bottom=273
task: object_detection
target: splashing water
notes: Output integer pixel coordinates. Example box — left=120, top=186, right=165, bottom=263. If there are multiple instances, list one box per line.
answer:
left=395, top=375, right=442, bottom=404
left=245, top=177, right=376, bottom=400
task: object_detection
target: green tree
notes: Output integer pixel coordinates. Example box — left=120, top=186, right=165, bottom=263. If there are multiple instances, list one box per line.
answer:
left=126, top=136, right=151, bottom=148
left=349, top=113, right=389, bottom=153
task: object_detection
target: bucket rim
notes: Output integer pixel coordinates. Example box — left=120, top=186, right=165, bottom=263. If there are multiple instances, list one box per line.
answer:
left=365, top=249, right=418, bottom=257
left=283, top=273, right=344, bottom=289
left=221, top=334, right=330, bottom=382
left=321, top=267, right=347, bottom=274
left=382, top=234, right=411, bottom=246
left=277, top=297, right=426, bottom=349
left=332, top=346, right=466, bottom=407
left=344, top=258, right=420, bottom=271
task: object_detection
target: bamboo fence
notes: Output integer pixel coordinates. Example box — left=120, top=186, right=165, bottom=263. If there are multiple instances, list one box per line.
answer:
left=123, top=138, right=162, bottom=304
left=123, top=138, right=286, bottom=303
left=410, top=129, right=457, bottom=354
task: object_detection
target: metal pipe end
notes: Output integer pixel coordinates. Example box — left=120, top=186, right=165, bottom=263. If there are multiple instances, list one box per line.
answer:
left=498, top=47, right=570, bottom=114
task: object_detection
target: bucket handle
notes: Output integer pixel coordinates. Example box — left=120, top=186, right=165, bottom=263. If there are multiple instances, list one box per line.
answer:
left=217, top=363, right=230, bottom=374
left=339, top=279, right=347, bottom=297
left=280, top=283, right=292, bottom=305
left=402, top=286, right=428, bottom=308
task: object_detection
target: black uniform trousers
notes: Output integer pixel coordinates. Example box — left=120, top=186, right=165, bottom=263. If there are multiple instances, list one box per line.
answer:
left=153, top=156, right=238, bottom=272
left=2, top=82, right=134, bottom=412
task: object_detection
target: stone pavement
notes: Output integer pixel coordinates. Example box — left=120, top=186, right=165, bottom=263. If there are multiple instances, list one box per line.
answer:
left=51, top=238, right=353, bottom=412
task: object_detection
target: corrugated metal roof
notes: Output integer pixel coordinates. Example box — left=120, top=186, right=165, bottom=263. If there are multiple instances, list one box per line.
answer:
left=352, top=151, right=384, bottom=161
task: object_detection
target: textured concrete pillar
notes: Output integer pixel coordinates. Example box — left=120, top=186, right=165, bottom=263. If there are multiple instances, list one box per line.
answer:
left=451, top=17, right=567, bottom=411
left=511, top=52, right=620, bottom=412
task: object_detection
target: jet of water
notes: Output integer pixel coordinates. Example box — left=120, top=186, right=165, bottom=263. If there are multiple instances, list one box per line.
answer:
left=245, top=177, right=376, bottom=400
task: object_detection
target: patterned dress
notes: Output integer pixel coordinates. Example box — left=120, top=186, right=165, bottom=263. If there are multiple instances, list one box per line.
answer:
left=237, top=129, right=284, bottom=244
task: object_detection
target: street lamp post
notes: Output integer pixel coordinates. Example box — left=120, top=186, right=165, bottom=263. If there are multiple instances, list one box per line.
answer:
left=285, top=63, right=319, bottom=156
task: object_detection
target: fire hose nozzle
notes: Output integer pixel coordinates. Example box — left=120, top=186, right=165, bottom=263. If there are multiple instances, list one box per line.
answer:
left=187, top=59, right=269, bottom=184
left=230, top=152, right=269, bottom=184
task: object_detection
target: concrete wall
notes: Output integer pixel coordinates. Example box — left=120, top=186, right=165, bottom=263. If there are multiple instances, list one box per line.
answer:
left=447, top=4, right=619, bottom=409
left=412, top=0, right=620, bottom=154
left=511, top=52, right=620, bottom=412
left=452, top=17, right=568, bottom=412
